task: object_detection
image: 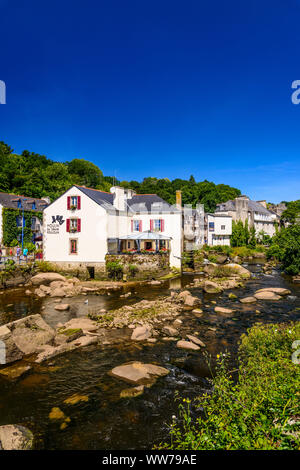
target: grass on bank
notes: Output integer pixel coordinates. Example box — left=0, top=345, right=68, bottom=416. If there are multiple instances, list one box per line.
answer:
left=156, top=321, right=300, bottom=450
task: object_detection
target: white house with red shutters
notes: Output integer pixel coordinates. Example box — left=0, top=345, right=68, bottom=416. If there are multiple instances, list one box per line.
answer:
left=43, top=185, right=182, bottom=268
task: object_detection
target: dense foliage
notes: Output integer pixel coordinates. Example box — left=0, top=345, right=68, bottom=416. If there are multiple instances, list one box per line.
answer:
left=2, top=208, right=43, bottom=247
left=0, top=142, right=241, bottom=211
left=231, top=220, right=272, bottom=248
left=267, top=224, right=300, bottom=275
left=157, top=322, right=300, bottom=450
left=280, top=200, right=300, bottom=225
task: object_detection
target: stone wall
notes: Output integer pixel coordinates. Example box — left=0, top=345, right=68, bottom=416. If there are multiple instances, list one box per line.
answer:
left=105, top=253, right=170, bottom=279
left=46, top=261, right=106, bottom=280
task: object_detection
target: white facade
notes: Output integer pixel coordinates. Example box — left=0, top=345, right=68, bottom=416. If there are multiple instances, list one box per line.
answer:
left=43, top=186, right=182, bottom=268
left=0, top=204, right=3, bottom=245
left=206, top=214, right=232, bottom=246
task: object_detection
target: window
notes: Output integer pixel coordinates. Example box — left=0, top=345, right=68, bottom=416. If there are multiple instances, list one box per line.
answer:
left=70, top=219, right=78, bottom=231
left=67, top=195, right=81, bottom=210
left=70, top=239, right=78, bottom=254
left=32, top=202, right=36, bottom=210
left=221, top=225, right=225, bottom=230
left=16, top=216, right=23, bottom=227
left=209, top=222, right=215, bottom=232
left=17, top=200, right=22, bottom=209
left=132, top=220, right=142, bottom=232
left=66, top=218, right=81, bottom=232
left=150, top=219, right=165, bottom=232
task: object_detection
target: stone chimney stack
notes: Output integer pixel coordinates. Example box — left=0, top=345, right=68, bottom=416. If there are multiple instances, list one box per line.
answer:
left=110, top=186, right=125, bottom=211
left=176, top=190, right=182, bottom=210
left=235, top=196, right=249, bottom=223
left=257, top=200, right=267, bottom=209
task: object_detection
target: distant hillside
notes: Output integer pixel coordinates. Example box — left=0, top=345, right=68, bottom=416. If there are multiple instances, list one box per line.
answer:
left=0, top=141, right=241, bottom=212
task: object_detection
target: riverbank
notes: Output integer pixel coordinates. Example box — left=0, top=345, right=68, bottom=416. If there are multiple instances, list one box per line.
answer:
left=157, top=321, right=300, bottom=450
left=0, top=260, right=299, bottom=449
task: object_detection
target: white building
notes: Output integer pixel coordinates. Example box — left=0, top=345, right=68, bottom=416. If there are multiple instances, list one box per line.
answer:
left=182, top=203, right=232, bottom=248
left=216, top=196, right=277, bottom=238
left=43, top=185, right=182, bottom=269
left=206, top=213, right=232, bottom=246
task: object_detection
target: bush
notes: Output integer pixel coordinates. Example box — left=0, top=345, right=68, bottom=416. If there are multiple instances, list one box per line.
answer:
left=157, top=322, right=300, bottom=450
left=106, top=261, right=124, bottom=280
left=35, top=260, right=58, bottom=272
left=128, top=264, right=138, bottom=278
left=267, top=224, right=300, bottom=275
left=24, top=242, right=36, bottom=253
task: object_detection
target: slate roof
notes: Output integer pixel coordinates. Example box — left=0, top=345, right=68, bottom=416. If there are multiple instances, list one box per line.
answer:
left=75, top=186, right=179, bottom=213
left=216, top=199, right=272, bottom=216
left=0, top=192, right=48, bottom=212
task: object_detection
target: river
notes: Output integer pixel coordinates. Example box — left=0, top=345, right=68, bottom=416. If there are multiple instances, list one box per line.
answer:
left=0, top=260, right=299, bottom=449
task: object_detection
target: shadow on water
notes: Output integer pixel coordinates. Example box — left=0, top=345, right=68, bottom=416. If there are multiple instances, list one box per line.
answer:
left=0, top=261, right=299, bottom=449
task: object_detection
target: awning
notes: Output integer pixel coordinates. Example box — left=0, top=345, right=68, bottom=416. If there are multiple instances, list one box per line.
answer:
left=118, top=230, right=172, bottom=240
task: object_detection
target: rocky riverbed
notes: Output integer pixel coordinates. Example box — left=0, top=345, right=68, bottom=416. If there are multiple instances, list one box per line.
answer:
left=0, top=260, right=299, bottom=449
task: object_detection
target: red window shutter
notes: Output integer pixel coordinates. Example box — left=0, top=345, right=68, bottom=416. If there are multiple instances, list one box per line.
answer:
left=66, top=219, right=70, bottom=232
left=77, top=196, right=81, bottom=209
left=161, top=219, right=165, bottom=232
left=67, top=196, right=71, bottom=209
left=77, top=219, right=81, bottom=232
left=150, top=219, right=153, bottom=231
left=131, top=220, right=133, bottom=232
left=139, top=220, right=142, bottom=232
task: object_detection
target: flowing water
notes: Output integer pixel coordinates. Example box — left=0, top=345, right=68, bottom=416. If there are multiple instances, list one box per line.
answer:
left=0, top=261, right=299, bottom=449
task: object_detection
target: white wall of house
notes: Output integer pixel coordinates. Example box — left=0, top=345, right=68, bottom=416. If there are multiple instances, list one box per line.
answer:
left=43, top=187, right=108, bottom=263
left=0, top=204, right=3, bottom=245
left=43, top=186, right=182, bottom=268
left=207, top=214, right=232, bottom=246
left=129, top=213, right=182, bottom=268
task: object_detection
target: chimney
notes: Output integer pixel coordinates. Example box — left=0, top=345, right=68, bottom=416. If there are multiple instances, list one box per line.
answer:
left=176, top=190, right=182, bottom=210
left=257, top=200, right=267, bottom=209
left=110, top=186, right=125, bottom=211
left=41, top=197, right=51, bottom=205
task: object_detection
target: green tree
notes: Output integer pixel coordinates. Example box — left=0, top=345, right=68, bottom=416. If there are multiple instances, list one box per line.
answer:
left=67, top=158, right=103, bottom=188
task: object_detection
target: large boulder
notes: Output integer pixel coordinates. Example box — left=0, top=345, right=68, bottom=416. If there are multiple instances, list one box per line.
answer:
left=162, top=326, right=179, bottom=337
left=50, top=288, right=66, bottom=298
left=131, top=325, right=152, bottom=341
left=254, top=291, right=282, bottom=301
left=214, top=306, right=234, bottom=315
left=255, top=287, right=291, bottom=296
left=0, top=425, right=34, bottom=450
left=176, top=340, right=200, bottom=351
left=177, top=290, right=192, bottom=301
left=62, top=317, right=99, bottom=333
left=30, top=273, right=66, bottom=286
left=240, top=296, right=257, bottom=304
left=184, top=295, right=201, bottom=307
left=215, top=255, right=227, bottom=264
left=186, top=335, right=206, bottom=347
left=222, top=263, right=251, bottom=279
left=110, top=361, right=169, bottom=384
left=0, top=315, right=55, bottom=364
left=203, top=263, right=218, bottom=275
left=203, top=281, right=222, bottom=294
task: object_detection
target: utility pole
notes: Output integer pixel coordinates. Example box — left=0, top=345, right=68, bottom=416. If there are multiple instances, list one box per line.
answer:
left=21, top=199, right=27, bottom=251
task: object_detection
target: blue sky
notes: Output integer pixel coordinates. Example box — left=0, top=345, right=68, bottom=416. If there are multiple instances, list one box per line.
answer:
left=0, top=0, right=300, bottom=203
